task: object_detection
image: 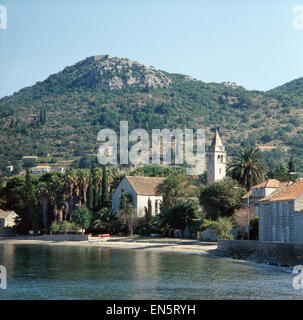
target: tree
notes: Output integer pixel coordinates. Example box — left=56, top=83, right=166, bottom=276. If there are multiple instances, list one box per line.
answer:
left=156, top=175, right=195, bottom=210
left=101, top=166, right=110, bottom=208
left=119, top=188, right=133, bottom=226
left=72, top=205, right=92, bottom=231
left=227, top=147, right=266, bottom=191
left=162, top=198, right=200, bottom=236
left=288, top=158, right=296, bottom=173
left=270, top=162, right=298, bottom=182
left=202, top=217, right=234, bottom=240
left=93, top=207, right=118, bottom=233
left=37, top=181, right=49, bottom=233
left=87, top=179, right=95, bottom=211
left=199, top=178, right=245, bottom=220
left=64, top=169, right=77, bottom=221
left=144, top=198, right=153, bottom=233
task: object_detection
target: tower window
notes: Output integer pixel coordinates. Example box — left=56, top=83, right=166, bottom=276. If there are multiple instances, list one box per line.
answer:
left=219, top=168, right=221, bottom=174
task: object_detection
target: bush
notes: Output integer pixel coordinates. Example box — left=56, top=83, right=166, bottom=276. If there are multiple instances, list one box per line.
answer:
left=50, top=221, right=82, bottom=234
left=72, top=205, right=92, bottom=229
left=202, top=217, right=234, bottom=240
left=50, top=221, right=60, bottom=233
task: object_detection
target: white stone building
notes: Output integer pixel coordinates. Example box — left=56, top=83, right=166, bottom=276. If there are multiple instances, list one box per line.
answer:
left=206, top=130, right=226, bottom=183
left=31, top=165, right=51, bottom=174
left=241, top=179, right=289, bottom=216
left=258, top=179, right=303, bottom=243
left=0, top=210, right=18, bottom=228
left=50, top=167, right=66, bottom=173
left=112, top=176, right=165, bottom=218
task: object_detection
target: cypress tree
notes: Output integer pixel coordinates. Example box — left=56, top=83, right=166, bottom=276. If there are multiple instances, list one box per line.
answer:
left=145, top=198, right=152, bottom=230
left=43, top=108, right=46, bottom=124
left=87, top=181, right=94, bottom=211
left=288, top=158, right=295, bottom=173
left=101, top=166, right=109, bottom=208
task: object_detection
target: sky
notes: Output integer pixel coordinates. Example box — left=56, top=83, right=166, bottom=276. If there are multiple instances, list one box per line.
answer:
left=0, top=0, right=303, bottom=98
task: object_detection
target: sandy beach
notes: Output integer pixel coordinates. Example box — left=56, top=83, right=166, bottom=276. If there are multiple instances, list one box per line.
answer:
left=0, top=237, right=218, bottom=255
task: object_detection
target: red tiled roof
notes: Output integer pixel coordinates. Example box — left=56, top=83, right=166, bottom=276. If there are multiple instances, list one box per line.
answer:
left=267, top=180, right=303, bottom=202
left=242, top=179, right=281, bottom=199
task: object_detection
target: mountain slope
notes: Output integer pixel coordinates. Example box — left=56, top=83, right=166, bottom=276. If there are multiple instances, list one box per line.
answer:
left=1, top=55, right=303, bottom=172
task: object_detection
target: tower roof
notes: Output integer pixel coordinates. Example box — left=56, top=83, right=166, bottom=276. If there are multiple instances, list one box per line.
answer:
left=210, top=130, right=225, bottom=151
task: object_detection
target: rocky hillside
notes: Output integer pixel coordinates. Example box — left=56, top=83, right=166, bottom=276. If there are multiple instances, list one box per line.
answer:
left=1, top=55, right=303, bottom=172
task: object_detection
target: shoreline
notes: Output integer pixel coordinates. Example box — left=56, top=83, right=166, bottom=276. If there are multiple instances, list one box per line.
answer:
left=0, top=237, right=219, bottom=256
left=0, top=237, right=294, bottom=268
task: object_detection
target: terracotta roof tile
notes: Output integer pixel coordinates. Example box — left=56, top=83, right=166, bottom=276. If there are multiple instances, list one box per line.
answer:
left=242, top=179, right=281, bottom=199
left=259, top=182, right=293, bottom=202
left=267, top=180, right=303, bottom=202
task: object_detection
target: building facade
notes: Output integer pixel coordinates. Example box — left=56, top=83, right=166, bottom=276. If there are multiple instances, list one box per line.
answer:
left=112, top=176, right=164, bottom=218
left=31, top=166, right=51, bottom=174
left=258, top=180, right=303, bottom=243
left=0, top=210, right=17, bottom=228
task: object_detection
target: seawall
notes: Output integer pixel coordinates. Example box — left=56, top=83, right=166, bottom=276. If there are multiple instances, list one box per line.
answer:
left=217, top=240, right=303, bottom=266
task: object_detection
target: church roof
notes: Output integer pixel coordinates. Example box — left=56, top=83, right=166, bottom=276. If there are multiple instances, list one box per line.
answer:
left=209, top=130, right=224, bottom=151
left=125, top=176, right=165, bottom=196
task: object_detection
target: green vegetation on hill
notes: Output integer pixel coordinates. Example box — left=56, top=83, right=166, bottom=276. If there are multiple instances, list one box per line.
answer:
left=1, top=55, right=303, bottom=172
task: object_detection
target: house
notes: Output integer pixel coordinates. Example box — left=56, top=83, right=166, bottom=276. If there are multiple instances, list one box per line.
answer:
left=258, top=179, right=303, bottom=243
left=0, top=210, right=17, bottom=228
left=112, top=176, right=165, bottom=218
left=257, top=145, right=277, bottom=152
left=22, top=156, right=38, bottom=163
left=241, top=179, right=290, bottom=216
left=31, top=165, right=51, bottom=174
left=50, top=167, right=66, bottom=173
left=6, top=165, right=13, bottom=172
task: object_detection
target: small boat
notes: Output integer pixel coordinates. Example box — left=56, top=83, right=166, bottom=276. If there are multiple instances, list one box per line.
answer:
left=99, top=234, right=110, bottom=238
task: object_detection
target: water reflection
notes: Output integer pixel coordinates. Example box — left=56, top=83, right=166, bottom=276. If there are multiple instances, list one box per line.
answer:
left=0, top=243, right=301, bottom=300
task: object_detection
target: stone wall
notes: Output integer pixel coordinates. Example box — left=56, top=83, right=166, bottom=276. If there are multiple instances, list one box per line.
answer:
left=218, top=239, right=303, bottom=265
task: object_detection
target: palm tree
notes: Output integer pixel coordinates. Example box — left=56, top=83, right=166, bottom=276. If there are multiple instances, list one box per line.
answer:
left=94, top=208, right=118, bottom=234
left=227, top=147, right=266, bottom=191
left=37, top=182, right=49, bottom=232
left=49, top=174, right=64, bottom=221
left=64, top=169, right=77, bottom=220
left=92, top=167, right=103, bottom=193
left=78, top=169, right=91, bottom=204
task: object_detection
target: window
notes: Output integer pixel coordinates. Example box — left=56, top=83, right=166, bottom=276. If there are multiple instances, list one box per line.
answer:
left=273, top=203, right=276, bottom=216
left=279, top=202, right=283, bottom=216
left=286, top=227, right=289, bottom=241
left=155, top=200, right=158, bottom=214
left=284, top=202, right=289, bottom=216
left=272, top=226, right=276, bottom=241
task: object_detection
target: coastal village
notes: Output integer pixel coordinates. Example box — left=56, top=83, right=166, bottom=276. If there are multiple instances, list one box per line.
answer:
left=1, top=129, right=303, bottom=266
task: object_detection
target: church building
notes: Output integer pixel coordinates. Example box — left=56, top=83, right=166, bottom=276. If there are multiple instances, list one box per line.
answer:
left=206, top=130, right=226, bottom=183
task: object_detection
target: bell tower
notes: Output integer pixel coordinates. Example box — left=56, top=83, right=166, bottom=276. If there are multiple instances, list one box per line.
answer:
left=207, top=129, right=226, bottom=183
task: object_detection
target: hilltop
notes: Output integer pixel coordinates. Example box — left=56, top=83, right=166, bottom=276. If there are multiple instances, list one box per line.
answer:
left=1, top=55, right=303, bottom=172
